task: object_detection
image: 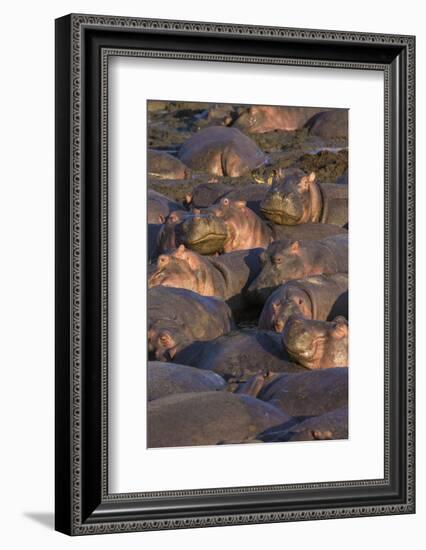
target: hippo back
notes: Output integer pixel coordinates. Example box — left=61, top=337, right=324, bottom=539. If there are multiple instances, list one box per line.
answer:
left=319, top=183, right=348, bottom=226
left=321, top=234, right=348, bottom=272
left=147, top=391, right=289, bottom=447
left=258, top=367, right=348, bottom=416
left=179, top=126, right=267, bottom=173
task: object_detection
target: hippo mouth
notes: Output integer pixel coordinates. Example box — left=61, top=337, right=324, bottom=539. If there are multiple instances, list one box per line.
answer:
left=184, top=232, right=228, bottom=254
left=260, top=206, right=301, bottom=225
left=188, top=233, right=227, bottom=245
left=284, top=336, right=325, bottom=362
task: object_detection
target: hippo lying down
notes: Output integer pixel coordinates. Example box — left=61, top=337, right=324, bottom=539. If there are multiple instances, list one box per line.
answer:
left=148, top=286, right=233, bottom=361
left=157, top=197, right=272, bottom=255
left=147, top=149, right=191, bottom=180
left=259, top=273, right=348, bottom=332
left=260, top=169, right=348, bottom=227
left=282, top=315, right=349, bottom=370
left=148, top=245, right=263, bottom=316
left=248, top=234, right=348, bottom=304
left=233, top=105, right=326, bottom=134
left=156, top=197, right=347, bottom=258
left=178, top=126, right=275, bottom=181
left=173, top=329, right=305, bottom=382
left=147, top=391, right=289, bottom=448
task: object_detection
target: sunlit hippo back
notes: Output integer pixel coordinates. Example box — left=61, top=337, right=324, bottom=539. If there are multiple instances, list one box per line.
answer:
left=178, top=126, right=268, bottom=177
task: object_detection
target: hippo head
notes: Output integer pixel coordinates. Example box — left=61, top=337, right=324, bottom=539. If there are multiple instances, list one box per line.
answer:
left=148, top=245, right=205, bottom=294
left=157, top=210, right=190, bottom=253
left=233, top=106, right=270, bottom=134
left=247, top=240, right=311, bottom=304
left=282, top=315, right=348, bottom=370
left=148, top=321, right=188, bottom=361
left=260, top=170, right=321, bottom=225
left=270, top=286, right=313, bottom=332
left=176, top=209, right=228, bottom=255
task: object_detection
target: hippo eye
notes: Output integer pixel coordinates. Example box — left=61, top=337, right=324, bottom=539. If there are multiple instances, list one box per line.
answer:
left=272, top=255, right=283, bottom=265
left=298, top=299, right=303, bottom=305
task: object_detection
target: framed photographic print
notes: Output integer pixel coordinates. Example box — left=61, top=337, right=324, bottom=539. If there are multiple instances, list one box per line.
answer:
left=55, top=14, right=415, bottom=535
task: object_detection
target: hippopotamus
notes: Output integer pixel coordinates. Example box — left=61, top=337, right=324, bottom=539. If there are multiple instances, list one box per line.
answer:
left=247, top=234, right=348, bottom=304
left=233, top=105, right=326, bottom=133
left=147, top=361, right=226, bottom=401
left=304, top=109, right=348, bottom=139
left=147, top=149, right=191, bottom=180
left=158, top=198, right=272, bottom=255
left=197, top=103, right=240, bottom=128
left=148, top=245, right=263, bottom=315
left=206, top=197, right=272, bottom=252
left=174, top=329, right=305, bottom=382
left=258, top=406, right=348, bottom=442
left=148, top=191, right=183, bottom=260
left=147, top=391, right=289, bottom=447
left=147, top=189, right=182, bottom=225
left=178, top=126, right=268, bottom=178
left=257, top=367, right=348, bottom=416
left=155, top=210, right=186, bottom=254
left=148, top=286, right=233, bottom=361
left=282, top=315, right=348, bottom=370
left=260, top=169, right=348, bottom=227
left=258, top=273, right=348, bottom=332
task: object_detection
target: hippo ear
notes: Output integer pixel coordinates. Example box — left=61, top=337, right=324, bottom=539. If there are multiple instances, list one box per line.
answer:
left=234, top=200, right=247, bottom=209
left=298, top=171, right=316, bottom=192
left=158, top=214, right=166, bottom=224
left=332, top=317, right=348, bottom=339
left=173, top=244, right=186, bottom=259
left=289, top=241, right=300, bottom=255
left=185, top=194, right=193, bottom=205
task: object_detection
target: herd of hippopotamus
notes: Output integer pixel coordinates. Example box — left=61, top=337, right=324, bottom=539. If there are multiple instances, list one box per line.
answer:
left=146, top=101, right=349, bottom=448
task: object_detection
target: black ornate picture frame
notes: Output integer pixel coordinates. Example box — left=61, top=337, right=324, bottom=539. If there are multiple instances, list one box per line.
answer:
left=55, top=14, right=415, bottom=535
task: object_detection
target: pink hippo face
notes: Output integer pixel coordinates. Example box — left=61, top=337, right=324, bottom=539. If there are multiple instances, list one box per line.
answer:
left=209, top=198, right=272, bottom=252
left=148, top=245, right=209, bottom=295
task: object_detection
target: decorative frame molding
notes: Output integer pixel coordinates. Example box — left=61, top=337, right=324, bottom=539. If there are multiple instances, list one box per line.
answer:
left=55, top=14, right=415, bottom=535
